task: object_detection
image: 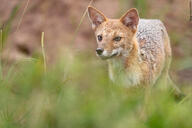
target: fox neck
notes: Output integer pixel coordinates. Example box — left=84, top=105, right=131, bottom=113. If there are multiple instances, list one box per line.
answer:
left=124, top=37, right=141, bottom=68
left=108, top=36, right=143, bottom=86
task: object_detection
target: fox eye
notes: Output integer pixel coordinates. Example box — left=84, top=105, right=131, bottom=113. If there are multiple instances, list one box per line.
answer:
left=97, top=35, right=103, bottom=41
left=113, top=36, right=122, bottom=41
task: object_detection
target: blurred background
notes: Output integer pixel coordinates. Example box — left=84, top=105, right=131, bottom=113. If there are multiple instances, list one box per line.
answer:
left=0, top=0, right=192, bottom=127
left=0, top=0, right=191, bottom=85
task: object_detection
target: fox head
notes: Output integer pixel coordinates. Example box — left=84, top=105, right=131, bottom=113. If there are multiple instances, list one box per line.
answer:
left=88, top=6, right=139, bottom=59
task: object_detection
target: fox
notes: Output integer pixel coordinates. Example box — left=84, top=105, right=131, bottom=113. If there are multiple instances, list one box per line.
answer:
left=87, top=6, right=182, bottom=92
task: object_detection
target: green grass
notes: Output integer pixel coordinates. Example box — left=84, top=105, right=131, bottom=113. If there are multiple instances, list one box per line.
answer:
left=118, top=0, right=148, bottom=18
left=133, top=0, right=148, bottom=17
left=0, top=4, right=19, bottom=47
left=0, top=52, right=191, bottom=128
left=41, top=32, right=46, bottom=73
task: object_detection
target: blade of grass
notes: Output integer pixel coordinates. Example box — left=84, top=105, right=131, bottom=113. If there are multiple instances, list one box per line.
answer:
left=71, top=0, right=93, bottom=44
left=0, top=29, right=3, bottom=80
left=41, top=32, right=46, bottom=73
left=0, top=29, right=3, bottom=51
left=133, top=0, right=148, bottom=17
left=2, top=58, right=38, bottom=85
left=1, top=4, right=20, bottom=46
left=0, top=3, right=20, bottom=72
left=16, top=0, right=31, bottom=32
left=190, top=0, right=192, bottom=21
left=178, top=93, right=192, bottom=105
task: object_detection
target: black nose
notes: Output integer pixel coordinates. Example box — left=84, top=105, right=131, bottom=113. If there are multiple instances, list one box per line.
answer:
left=96, top=48, right=104, bottom=55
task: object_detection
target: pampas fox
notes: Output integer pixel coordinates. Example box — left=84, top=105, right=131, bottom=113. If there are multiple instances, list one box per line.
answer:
left=87, top=6, right=179, bottom=90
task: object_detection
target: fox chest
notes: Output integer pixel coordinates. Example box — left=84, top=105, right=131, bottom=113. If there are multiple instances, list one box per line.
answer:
left=108, top=60, right=142, bottom=87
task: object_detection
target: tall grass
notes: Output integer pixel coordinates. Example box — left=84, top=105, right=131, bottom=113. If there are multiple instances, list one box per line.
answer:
left=0, top=4, right=19, bottom=46
left=0, top=30, right=3, bottom=80
left=16, top=0, right=31, bottom=32
left=0, top=52, right=191, bottom=128
left=133, top=0, right=148, bottom=17
left=71, top=0, right=93, bottom=44
left=118, top=0, right=148, bottom=17
left=41, top=32, right=46, bottom=73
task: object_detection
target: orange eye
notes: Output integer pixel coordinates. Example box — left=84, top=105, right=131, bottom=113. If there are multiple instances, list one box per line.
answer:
left=97, top=35, right=102, bottom=41
left=113, top=36, right=122, bottom=41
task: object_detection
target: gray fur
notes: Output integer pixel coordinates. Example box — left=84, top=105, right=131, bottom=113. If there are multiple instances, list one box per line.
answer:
left=136, top=19, right=166, bottom=70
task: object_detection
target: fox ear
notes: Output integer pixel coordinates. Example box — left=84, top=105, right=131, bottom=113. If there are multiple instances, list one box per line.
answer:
left=88, top=6, right=107, bottom=30
left=120, top=8, right=139, bottom=32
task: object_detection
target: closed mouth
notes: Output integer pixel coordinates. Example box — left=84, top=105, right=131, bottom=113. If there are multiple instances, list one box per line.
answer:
left=99, top=52, right=118, bottom=60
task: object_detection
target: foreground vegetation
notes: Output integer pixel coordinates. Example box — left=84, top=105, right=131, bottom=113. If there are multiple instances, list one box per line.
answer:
left=0, top=52, right=191, bottom=128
